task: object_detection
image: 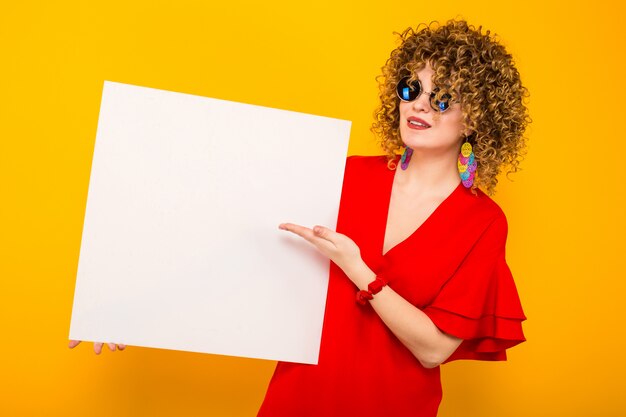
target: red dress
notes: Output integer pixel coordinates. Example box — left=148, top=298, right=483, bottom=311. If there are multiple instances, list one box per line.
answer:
left=256, top=154, right=527, bottom=417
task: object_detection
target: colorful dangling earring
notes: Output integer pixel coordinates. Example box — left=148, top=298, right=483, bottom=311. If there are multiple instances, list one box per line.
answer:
left=401, top=146, right=413, bottom=170
left=457, top=136, right=477, bottom=188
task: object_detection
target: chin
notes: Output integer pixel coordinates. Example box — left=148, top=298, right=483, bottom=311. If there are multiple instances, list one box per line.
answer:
left=400, top=129, right=431, bottom=144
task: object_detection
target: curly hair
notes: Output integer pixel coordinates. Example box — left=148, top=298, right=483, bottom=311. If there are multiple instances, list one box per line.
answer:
left=370, top=18, right=531, bottom=196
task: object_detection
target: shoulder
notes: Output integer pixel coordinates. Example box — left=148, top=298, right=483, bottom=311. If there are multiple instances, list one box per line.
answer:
left=339, top=155, right=393, bottom=198
left=345, top=154, right=393, bottom=175
left=450, top=184, right=510, bottom=250
left=346, top=154, right=390, bottom=167
left=459, top=184, right=508, bottom=225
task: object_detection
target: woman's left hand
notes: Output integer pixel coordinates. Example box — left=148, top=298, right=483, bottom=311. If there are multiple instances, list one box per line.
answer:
left=278, top=222, right=364, bottom=279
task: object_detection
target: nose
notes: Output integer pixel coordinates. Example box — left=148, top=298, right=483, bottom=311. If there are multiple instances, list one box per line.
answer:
left=411, top=90, right=432, bottom=113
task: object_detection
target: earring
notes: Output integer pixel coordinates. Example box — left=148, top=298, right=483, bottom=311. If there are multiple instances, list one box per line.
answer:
left=458, top=136, right=477, bottom=188
left=401, top=146, right=413, bottom=170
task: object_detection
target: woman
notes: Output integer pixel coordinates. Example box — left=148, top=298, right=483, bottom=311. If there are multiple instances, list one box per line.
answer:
left=257, top=18, right=530, bottom=416
left=69, top=17, right=530, bottom=416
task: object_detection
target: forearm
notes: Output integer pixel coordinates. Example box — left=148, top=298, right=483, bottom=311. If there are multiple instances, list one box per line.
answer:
left=345, top=261, right=452, bottom=369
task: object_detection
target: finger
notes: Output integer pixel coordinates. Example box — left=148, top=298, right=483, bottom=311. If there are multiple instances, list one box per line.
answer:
left=118, top=344, right=126, bottom=350
left=279, top=223, right=316, bottom=241
left=312, top=225, right=334, bottom=241
left=68, top=340, right=81, bottom=349
left=107, top=343, right=116, bottom=352
left=312, top=226, right=339, bottom=252
left=309, top=225, right=337, bottom=247
left=94, top=342, right=103, bottom=355
left=280, top=223, right=336, bottom=252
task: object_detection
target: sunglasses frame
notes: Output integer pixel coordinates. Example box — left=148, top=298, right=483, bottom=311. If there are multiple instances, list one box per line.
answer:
left=395, top=76, right=458, bottom=113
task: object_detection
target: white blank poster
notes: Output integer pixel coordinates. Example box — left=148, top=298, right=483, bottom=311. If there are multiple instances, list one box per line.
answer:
left=68, top=80, right=351, bottom=364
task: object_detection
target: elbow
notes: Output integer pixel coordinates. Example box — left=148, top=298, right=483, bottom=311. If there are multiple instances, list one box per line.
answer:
left=416, top=351, right=443, bottom=369
left=404, top=337, right=445, bottom=369
left=419, top=358, right=442, bottom=369
left=405, top=331, right=459, bottom=369
left=418, top=346, right=459, bottom=368
left=416, top=331, right=462, bottom=368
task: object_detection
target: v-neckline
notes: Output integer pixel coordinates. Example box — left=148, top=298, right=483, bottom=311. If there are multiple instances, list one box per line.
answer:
left=380, top=155, right=463, bottom=258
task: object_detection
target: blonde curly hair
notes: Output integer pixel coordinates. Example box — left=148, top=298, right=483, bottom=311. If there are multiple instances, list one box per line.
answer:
left=370, top=18, right=532, bottom=196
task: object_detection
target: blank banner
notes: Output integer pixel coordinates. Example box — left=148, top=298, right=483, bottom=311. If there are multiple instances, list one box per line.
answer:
left=68, top=80, right=351, bottom=364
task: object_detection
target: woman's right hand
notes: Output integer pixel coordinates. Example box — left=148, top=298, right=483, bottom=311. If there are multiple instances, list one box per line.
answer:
left=68, top=339, right=126, bottom=354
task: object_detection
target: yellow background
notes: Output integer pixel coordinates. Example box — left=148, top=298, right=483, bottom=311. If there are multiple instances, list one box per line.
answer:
left=1, top=0, right=624, bottom=416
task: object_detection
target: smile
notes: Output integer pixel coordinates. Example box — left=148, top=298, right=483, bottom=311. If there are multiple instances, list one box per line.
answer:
left=407, top=120, right=431, bottom=130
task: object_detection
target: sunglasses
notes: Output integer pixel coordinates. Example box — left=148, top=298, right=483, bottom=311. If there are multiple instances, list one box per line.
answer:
left=395, top=76, right=457, bottom=113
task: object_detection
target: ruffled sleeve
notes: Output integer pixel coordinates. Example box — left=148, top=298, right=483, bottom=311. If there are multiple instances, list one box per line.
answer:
left=422, top=212, right=527, bottom=363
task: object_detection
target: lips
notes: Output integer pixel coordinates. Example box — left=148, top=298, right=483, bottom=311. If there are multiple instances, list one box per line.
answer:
left=407, top=116, right=431, bottom=127
left=407, top=116, right=431, bottom=130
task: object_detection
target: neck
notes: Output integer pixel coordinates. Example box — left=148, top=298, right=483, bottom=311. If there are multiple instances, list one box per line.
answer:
left=396, top=145, right=461, bottom=196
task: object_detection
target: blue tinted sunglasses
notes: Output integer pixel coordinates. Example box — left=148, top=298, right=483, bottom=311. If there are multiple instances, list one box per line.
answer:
left=396, top=76, right=456, bottom=113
